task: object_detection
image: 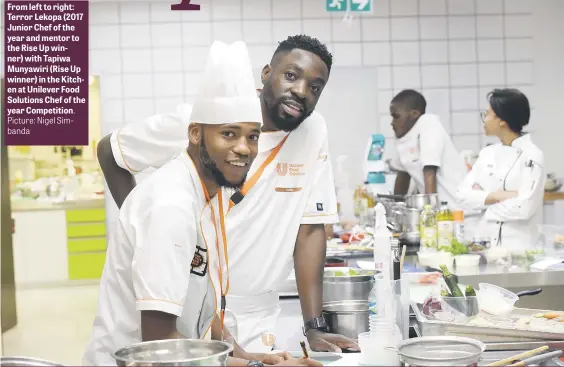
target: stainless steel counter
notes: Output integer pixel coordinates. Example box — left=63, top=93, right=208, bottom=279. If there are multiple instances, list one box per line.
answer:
left=10, top=197, right=105, bottom=212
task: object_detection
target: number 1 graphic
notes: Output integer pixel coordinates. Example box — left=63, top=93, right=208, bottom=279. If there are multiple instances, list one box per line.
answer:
left=171, top=0, right=201, bottom=11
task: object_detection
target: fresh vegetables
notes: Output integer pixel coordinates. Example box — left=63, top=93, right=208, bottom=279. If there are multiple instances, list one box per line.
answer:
left=465, top=285, right=479, bottom=316
left=438, top=238, right=469, bottom=256
left=340, top=232, right=365, bottom=243
left=533, top=311, right=564, bottom=320
left=441, top=289, right=452, bottom=297
left=440, top=264, right=464, bottom=297
left=465, top=285, right=476, bottom=297
left=422, top=296, right=442, bottom=316
left=332, top=268, right=362, bottom=277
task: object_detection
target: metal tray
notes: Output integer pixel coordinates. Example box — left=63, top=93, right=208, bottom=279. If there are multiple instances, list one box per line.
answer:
left=412, top=302, right=564, bottom=348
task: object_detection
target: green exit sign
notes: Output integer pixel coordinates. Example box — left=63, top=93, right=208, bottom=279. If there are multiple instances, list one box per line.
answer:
left=326, top=0, right=372, bottom=12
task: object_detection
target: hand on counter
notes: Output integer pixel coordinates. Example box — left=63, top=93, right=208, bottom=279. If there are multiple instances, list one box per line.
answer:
left=305, top=329, right=360, bottom=353
left=245, top=351, right=291, bottom=365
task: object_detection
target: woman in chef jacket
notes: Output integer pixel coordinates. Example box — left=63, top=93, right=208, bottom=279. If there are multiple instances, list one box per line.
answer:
left=456, top=88, right=545, bottom=251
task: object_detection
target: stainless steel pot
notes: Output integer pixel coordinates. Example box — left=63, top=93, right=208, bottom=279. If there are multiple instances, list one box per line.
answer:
left=0, top=357, right=63, bottom=366
left=396, top=336, right=486, bottom=366
left=113, top=339, right=233, bottom=366
left=322, top=300, right=368, bottom=339
left=403, top=207, right=421, bottom=233
left=377, top=193, right=440, bottom=210
left=323, top=269, right=375, bottom=304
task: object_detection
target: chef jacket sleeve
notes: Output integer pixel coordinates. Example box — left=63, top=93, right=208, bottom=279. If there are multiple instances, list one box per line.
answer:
left=485, top=155, right=545, bottom=222
left=110, top=109, right=189, bottom=174
left=301, top=137, right=340, bottom=225
left=132, top=202, right=197, bottom=316
left=419, top=117, right=444, bottom=168
left=456, top=150, right=490, bottom=210
left=389, top=152, right=406, bottom=172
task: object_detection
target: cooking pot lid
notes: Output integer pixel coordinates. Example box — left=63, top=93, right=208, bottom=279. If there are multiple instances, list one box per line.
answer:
left=397, top=336, right=485, bottom=362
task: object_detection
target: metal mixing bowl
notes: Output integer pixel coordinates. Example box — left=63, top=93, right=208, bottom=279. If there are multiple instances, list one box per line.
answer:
left=112, top=339, right=233, bottom=366
left=322, top=300, right=369, bottom=339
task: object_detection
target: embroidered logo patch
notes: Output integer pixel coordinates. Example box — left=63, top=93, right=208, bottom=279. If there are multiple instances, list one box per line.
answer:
left=316, top=203, right=324, bottom=211
left=262, top=333, right=276, bottom=347
left=190, top=245, right=208, bottom=277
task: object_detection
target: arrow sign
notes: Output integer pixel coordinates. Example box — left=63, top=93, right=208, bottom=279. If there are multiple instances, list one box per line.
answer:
left=349, top=0, right=372, bottom=12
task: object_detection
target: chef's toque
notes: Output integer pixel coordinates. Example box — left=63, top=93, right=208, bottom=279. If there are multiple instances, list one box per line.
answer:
left=189, top=41, right=262, bottom=126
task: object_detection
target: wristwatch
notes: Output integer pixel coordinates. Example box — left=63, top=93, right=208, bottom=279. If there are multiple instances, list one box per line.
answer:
left=247, top=360, right=264, bottom=367
left=302, top=316, right=328, bottom=335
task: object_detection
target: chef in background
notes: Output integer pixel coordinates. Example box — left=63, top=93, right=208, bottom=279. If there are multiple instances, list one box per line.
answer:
left=456, top=88, right=545, bottom=251
left=389, top=89, right=467, bottom=208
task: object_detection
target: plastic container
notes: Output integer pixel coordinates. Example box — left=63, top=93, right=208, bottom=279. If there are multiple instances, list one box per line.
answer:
left=477, top=283, right=518, bottom=316
left=358, top=329, right=401, bottom=366
left=455, top=254, right=480, bottom=267
left=441, top=296, right=480, bottom=319
left=418, top=251, right=454, bottom=269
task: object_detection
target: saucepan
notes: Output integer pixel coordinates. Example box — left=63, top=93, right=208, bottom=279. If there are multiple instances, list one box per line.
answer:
left=377, top=193, right=440, bottom=210
left=0, top=357, right=63, bottom=366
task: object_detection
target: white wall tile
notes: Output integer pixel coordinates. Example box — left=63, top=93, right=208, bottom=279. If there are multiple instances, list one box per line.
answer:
left=505, top=38, right=533, bottom=61
left=124, top=99, right=155, bottom=124
left=332, top=43, right=363, bottom=67
left=182, top=22, right=213, bottom=46
left=422, top=65, right=449, bottom=88
left=420, top=41, right=448, bottom=63
left=100, top=75, right=123, bottom=100
left=451, top=88, right=479, bottom=110
left=392, top=42, right=420, bottom=64
left=302, top=0, right=330, bottom=18
left=123, top=74, right=153, bottom=99
left=391, top=18, right=419, bottom=40
left=212, top=0, right=242, bottom=20
left=504, top=15, right=533, bottom=38
left=89, top=3, right=119, bottom=24
left=450, top=64, right=478, bottom=86
left=419, top=0, right=447, bottom=15
left=101, top=99, right=124, bottom=125
left=152, top=48, right=183, bottom=72
left=517, top=85, right=534, bottom=108
left=390, top=0, right=418, bottom=16
left=272, top=0, right=302, bottom=19
left=247, top=45, right=277, bottom=69
left=333, top=17, right=362, bottom=42
left=154, top=74, right=184, bottom=98
left=242, top=0, right=272, bottom=19
left=122, top=49, right=152, bottom=73
left=393, top=66, right=421, bottom=90
left=90, top=25, right=120, bottom=49
left=477, top=40, right=504, bottom=61
left=476, top=0, right=503, bottom=14
left=476, top=15, right=503, bottom=38
left=479, top=86, right=492, bottom=109
left=155, top=97, right=186, bottom=115
left=372, top=0, right=391, bottom=16
left=452, top=135, right=481, bottom=152
left=507, top=62, right=534, bottom=85
left=91, top=49, right=122, bottom=74
left=182, top=47, right=210, bottom=71
left=150, top=2, right=182, bottom=22
left=447, top=0, right=475, bottom=15
left=273, top=21, right=302, bottom=42
left=184, top=72, right=204, bottom=95
left=151, top=23, right=183, bottom=48
left=478, top=63, right=506, bottom=86
left=181, top=0, right=212, bottom=21
left=419, top=17, right=447, bottom=40
left=243, top=21, right=274, bottom=44
left=378, top=90, right=394, bottom=113
left=119, top=3, right=150, bottom=24
left=380, top=115, right=394, bottom=138
left=451, top=111, right=481, bottom=134
left=121, top=24, right=151, bottom=48
left=378, top=67, right=393, bottom=89
left=423, top=88, right=451, bottom=116
left=504, top=0, right=533, bottom=14
left=303, top=20, right=332, bottom=44
left=362, top=18, right=390, bottom=41
left=449, top=40, right=477, bottom=63
left=448, top=16, right=476, bottom=39
left=363, top=42, right=391, bottom=66
left=213, top=21, right=244, bottom=43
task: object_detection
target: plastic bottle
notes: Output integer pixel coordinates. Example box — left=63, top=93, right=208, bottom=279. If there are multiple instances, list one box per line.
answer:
left=419, top=204, right=438, bottom=251
left=437, top=201, right=454, bottom=248
left=372, top=203, right=392, bottom=280
left=453, top=210, right=465, bottom=243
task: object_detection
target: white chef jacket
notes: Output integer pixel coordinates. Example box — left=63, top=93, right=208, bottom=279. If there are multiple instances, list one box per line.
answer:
left=456, top=134, right=545, bottom=251
left=108, top=104, right=338, bottom=352
left=390, top=113, right=468, bottom=209
left=83, top=151, right=223, bottom=365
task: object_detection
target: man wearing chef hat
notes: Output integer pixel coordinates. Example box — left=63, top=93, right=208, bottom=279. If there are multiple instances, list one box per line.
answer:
left=96, top=35, right=358, bottom=355
left=83, top=41, right=320, bottom=367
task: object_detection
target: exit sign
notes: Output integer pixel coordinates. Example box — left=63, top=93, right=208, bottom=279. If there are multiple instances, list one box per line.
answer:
left=326, top=0, right=373, bottom=12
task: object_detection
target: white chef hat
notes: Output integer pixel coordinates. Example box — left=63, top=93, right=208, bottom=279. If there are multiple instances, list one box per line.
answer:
left=189, top=41, right=262, bottom=126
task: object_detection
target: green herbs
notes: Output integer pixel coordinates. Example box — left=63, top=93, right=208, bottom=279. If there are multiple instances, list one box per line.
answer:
left=438, top=238, right=469, bottom=256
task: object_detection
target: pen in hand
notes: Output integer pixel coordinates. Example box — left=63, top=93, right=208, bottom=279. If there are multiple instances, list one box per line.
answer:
left=300, top=341, right=309, bottom=359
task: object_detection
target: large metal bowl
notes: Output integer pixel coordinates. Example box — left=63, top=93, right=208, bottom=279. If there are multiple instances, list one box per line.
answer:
left=323, top=268, right=375, bottom=304
left=322, top=300, right=369, bottom=339
left=112, top=339, right=233, bottom=366
left=0, top=357, right=63, bottom=366
left=397, top=336, right=486, bottom=366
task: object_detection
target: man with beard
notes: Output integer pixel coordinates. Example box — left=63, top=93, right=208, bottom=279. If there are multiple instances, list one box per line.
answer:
left=83, top=41, right=319, bottom=367
left=97, top=35, right=359, bottom=355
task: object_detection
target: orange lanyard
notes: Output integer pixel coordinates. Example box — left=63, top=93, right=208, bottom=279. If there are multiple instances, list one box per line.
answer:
left=228, top=134, right=290, bottom=211
left=199, top=179, right=230, bottom=334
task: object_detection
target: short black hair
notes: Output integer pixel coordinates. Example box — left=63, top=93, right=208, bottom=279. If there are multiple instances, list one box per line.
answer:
left=488, top=88, right=530, bottom=133
left=272, top=35, right=333, bottom=73
left=391, top=89, right=426, bottom=114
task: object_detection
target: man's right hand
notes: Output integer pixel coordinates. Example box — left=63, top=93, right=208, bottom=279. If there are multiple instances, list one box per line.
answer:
left=274, top=357, right=323, bottom=366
